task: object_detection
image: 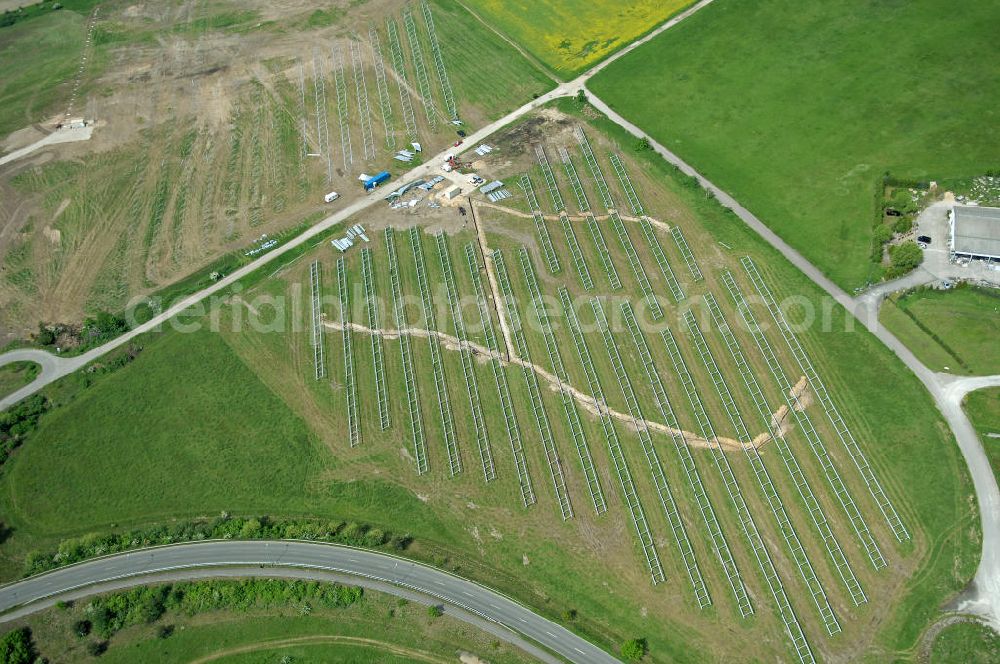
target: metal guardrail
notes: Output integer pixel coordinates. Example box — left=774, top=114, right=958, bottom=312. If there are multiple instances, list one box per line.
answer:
left=742, top=256, right=910, bottom=544
left=722, top=271, right=868, bottom=609
left=337, top=258, right=360, bottom=447
left=519, top=249, right=606, bottom=515
left=609, top=212, right=662, bottom=319
left=361, top=249, right=390, bottom=430
left=385, top=18, right=418, bottom=139
left=688, top=301, right=821, bottom=659
left=368, top=25, right=396, bottom=151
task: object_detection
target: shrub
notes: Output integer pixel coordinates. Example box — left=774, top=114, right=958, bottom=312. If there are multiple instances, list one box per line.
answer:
left=85, top=641, right=107, bottom=657
left=25, top=515, right=411, bottom=575
left=0, top=395, right=49, bottom=469
left=72, top=619, right=91, bottom=638
left=886, top=241, right=923, bottom=279
left=427, top=605, right=444, bottom=618
left=633, top=136, right=651, bottom=152
left=0, top=627, right=35, bottom=664
left=361, top=528, right=386, bottom=548
left=892, top=216, right=913, bottom=234
left=81, top=311, right=129, bottom=345
left=873, top=224, right=892, bottom=242
left=621, top=638, right=648, bottom=662
left=35, top=324, right=55, bottom=346
left=85, top=579, right=362, bottom=639
left=887, top=188, right=918, bottom=216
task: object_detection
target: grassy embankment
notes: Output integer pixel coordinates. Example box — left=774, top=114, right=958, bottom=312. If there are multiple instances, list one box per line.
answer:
left=880, top=285, right=1000, bottom=375
left=0, top=361, right=37, bottom=398
left=963, top=388, right=1000, bottom=482
left=2, top=584, right=533, bottom=663
left=588, top=0, right=1000, bottom=289
left=929, top=620, right=1000, bottom=664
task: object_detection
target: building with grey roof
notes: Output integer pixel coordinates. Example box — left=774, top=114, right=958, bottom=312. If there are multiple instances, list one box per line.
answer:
left=950, top=205, right=1000, bottom=260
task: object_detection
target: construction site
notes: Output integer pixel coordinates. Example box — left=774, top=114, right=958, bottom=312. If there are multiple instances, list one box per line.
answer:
left=0, top=0, right=551, bottom=342
left=203, top=104, right=930, bottom=663
left=0, top=2, right=986, bottom=663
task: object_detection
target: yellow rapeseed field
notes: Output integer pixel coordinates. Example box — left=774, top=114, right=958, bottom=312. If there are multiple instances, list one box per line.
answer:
left=473, top=0, right=691, bottom=76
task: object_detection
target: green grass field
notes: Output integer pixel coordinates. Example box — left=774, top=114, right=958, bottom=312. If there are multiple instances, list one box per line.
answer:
left=0, top=6, right=90, bottom=138
left=0, top=360, right=37, bottom=398
left=0, top=107, right=982, bottom=662
left=879, top=286, right=1000, bottom=375
left=963, top=388, right=1000, bottom=481
left=427, top=0, right=555, bottom=119
left=1, top=327, right=332, bottom=535
left=471, top=0, right=691, bottom=77
left=930, top=620, right=1000, bottom=664
left=588, top=0, right=1000, bottom=289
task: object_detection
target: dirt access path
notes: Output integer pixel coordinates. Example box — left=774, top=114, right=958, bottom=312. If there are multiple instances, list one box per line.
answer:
left=190, top=635, right=447, bottom=664
left=323, top=316, right=791, bottom=454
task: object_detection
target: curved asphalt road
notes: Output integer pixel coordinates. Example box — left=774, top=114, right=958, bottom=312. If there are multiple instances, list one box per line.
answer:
left=0, top=540, right=620, bottom=664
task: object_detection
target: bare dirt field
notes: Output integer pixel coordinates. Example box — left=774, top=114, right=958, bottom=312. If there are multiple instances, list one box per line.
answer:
left=0, top=0, right=551, bottom=342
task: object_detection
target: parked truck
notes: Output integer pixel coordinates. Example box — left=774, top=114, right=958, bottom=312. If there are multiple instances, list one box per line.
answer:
left=363, top=171, right=391, bottom=191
